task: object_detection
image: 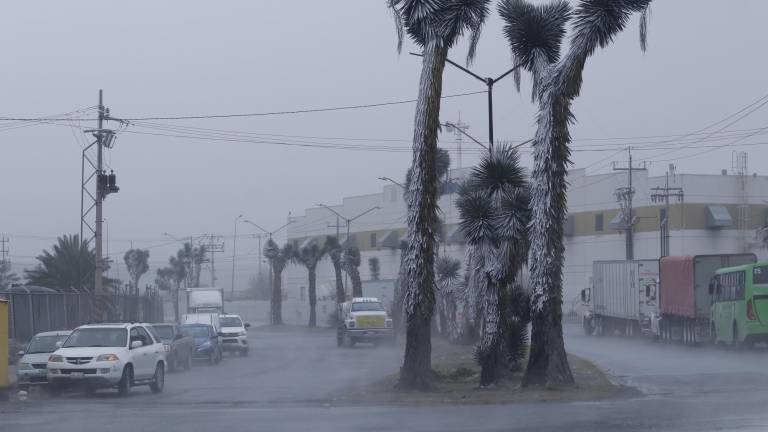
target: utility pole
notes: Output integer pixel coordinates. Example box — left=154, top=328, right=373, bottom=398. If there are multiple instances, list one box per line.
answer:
left=81, top=90, right=121, bottom=318
left=445, top=115, right=469, bottom=169
left=0, top=236, right=8, bottom=265
left=612, top=148, right=647, bottom=260
left=328, top=216, right=342, bottom=241
left=205, top=234, right=225, bottom=287
left=651, top=164, right=684, bottom=257
left=231, top=215, right=243, bottom=297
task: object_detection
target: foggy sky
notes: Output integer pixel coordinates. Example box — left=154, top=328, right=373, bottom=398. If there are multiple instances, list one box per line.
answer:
left=1, top=1, right=767, bottom=289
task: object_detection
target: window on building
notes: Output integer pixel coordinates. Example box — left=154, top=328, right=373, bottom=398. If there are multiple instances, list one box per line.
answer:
left=370, top=233, right=377, bottom=248
left=595, top=213, right=604, bottom=232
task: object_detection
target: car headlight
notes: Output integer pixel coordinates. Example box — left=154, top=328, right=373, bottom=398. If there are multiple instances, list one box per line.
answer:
left=347, top=320, right=356, bottom=328
left=200, top=341, right=211, bottom=348
left=385, top=319, right=393, bottom=328
left=96, top=354, right=119, bottom=362
left=18, top=362, right=32, bottom=370
left=163, top=344, right=171, bottom=352
left=238, top=331, right=247, bottom=337
left=48, top=355, right=65, bottom=363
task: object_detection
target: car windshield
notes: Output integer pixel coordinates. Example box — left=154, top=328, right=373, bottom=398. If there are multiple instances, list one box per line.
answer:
left=220, top=316, right=243, bottom=327
left=352, top=302, right=384, bottom=312
left=26, top=334, right=68, bottom=354
left=180, top=325, right=210, bottom=338
left=63, top=328, right=127, bottom=348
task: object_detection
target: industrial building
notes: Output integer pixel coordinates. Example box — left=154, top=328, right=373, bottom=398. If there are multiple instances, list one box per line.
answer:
left=282, top=160, right=768, bottom=324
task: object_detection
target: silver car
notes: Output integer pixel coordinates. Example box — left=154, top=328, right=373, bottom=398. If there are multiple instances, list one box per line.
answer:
left=16, top=330, right=72, bottom=388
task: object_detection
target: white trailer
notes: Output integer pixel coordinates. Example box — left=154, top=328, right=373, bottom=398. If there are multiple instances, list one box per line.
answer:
left=186, top=287, right=224, bottom=314
left=583, top=260, right=659, bottom=337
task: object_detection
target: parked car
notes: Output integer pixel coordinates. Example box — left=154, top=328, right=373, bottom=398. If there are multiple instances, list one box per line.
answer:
left=16, top=330, right=71, bottom=389
left=149, top=323, right=194, bottom=372
left=219, top=314, right=251, bottom=356
left=179, top=323, right=223, bottom=365
left=47, top=322, right=166, bottom=396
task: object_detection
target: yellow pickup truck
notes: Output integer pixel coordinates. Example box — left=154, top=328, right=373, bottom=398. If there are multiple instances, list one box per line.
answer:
left=336, top=297, right=394, bottom=348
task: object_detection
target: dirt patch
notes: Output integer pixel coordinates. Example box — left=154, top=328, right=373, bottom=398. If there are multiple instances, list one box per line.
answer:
left=333, top=338, right=619, bottom=406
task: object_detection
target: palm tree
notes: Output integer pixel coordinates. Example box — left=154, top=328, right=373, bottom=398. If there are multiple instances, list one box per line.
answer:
left=342, top=247, right=363, bottom=298
left=325, top=236, right=345, bottom=305
left=499, top=0, right=651, bottom=386
left=368, top=257, right=381, bottom=281
left=264, top=239, right=293, bottom=325
left=123, top=249, right=150, bottom=296
left=26, top=234, right=96, bottom=292
left=387, top=0, right=491, bottom=389
left=294, top=240, right=328, bottom=327
left=435, top=256, right=461, bottom=341
left=456, top=145, right=531, bottom=386
left=155, top=266, right=176, bottom=322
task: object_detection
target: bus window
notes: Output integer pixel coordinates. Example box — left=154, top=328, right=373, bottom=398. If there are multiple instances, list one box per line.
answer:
left=736, top=272, right=745, bottom=300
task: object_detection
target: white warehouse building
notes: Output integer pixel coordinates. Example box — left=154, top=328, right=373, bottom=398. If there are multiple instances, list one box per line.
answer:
left=282, top=165, right=768, bottom=324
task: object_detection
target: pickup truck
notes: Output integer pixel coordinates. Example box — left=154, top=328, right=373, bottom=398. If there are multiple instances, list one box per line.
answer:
left=149, top=323, right=194, bottom=372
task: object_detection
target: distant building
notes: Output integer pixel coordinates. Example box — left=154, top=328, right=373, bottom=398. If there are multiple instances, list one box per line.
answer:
left=284, top=165, right=768, bottom=323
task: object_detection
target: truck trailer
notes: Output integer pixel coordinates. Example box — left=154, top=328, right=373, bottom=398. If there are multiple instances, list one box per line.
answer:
left=582, top=260, right=659, bottom=337
left=656, top=254, right=756, bottom=344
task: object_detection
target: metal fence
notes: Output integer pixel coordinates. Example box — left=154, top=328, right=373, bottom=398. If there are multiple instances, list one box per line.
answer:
left=1, top=291, right=164, bottom=342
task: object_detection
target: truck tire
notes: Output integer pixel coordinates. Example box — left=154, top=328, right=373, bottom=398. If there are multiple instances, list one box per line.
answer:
left=343, top=333, right=354, bottom=348
left=336, top=329, right=344, bottom=347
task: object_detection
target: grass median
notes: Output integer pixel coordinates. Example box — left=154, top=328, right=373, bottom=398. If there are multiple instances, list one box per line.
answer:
left=333, top=337, right=621, bottom=406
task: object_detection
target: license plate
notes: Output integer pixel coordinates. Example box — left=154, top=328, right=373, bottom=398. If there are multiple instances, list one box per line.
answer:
left=70, top=372, right=84, bottom=377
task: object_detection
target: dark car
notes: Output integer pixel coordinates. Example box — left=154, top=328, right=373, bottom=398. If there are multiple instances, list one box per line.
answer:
left=179, top=323, right=223, bottom=365
left=149, top=324, right=194, bottom=372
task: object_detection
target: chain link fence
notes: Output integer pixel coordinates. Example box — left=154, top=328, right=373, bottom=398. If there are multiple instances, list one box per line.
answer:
left=1, top=290, right=164, bottom=342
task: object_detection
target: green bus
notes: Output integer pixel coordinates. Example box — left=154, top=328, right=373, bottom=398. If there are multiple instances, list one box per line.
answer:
left=710, top=261, right=768, bottom=345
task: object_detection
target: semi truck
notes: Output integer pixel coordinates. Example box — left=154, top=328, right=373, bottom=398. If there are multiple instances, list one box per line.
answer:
left=656, top=254, right=756, bottom=344
left=582, top=260, right=659, bottom=337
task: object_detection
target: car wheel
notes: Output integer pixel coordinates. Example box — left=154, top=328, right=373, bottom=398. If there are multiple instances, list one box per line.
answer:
left=208, top=351, right=217, bottom=365
left=168, top=354, right=176, bottom=373
left=117, top=365, right=133, bottom=397
left=183, top=351, right=192, bottom=371
left=217, top=349, right=223, bottom=363
left=150, top=364, right=165, bottom=394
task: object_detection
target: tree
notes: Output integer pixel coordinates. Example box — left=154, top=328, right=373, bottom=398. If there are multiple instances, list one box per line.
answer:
left=25, top=234, right=97, bottom=292
left=123, top=249, right=150, bottom=296
left=456, top=145, right=531, bottom=386
left=342, top=247, right=362, bottom=298
left=368, top=257, right=380, bottom=281
left=264, top=239, right=293, bottom=325
left=0, top=261, right=19, bottom=290
left=176, top=242, right=206, bottom=288
left=388, top=0, right=491, bottom=390
left=325, top=236, right=345, bottom=304
left=294, top=240, right=328, bottom=327
left=499, top=0, right=651, bottom=386
left=435, top=256, right=461, bottom=341
left=155, top=267, right=176, bottom=321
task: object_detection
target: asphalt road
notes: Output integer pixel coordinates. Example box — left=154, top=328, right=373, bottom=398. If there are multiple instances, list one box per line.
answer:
left=3, top=324, right=768, bottom=432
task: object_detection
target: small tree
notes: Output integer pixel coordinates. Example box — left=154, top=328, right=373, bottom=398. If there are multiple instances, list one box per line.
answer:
left=264, top=239, right=293, bottom=325
left=294, top=240, right=328, bottom=327
left=435, top=256, right=461, bottom=340
left=123, top=249, right=150, bottom=296
left=0, top=261, right=19, bottom=290
left=325, top=236, right=345, bottom=305
left=368, top=257, right=381, bottom=281
left=342, top=247, right=363, bottom=298
left=25, top=234, right=96, bottom=292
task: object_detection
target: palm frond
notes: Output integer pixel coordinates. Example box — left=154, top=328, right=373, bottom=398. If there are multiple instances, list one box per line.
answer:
left=639, top=4, right=650, bottom=52
left=435, top=255, right=462, bottom=284
left=388, top=0, right=406, bottom=53
left=468, top=145, right=527, bottom=198
left=456, top=184, right=495, bottom=246
left=498, top=0, right=572, bottom=72
left=572, top=0, right=651, bottom=54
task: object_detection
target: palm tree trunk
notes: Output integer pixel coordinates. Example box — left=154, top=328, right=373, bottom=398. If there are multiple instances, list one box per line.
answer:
left=523, top=63, right=574, bottom=386
left=332, top=258, right=344, bottom=304
left=272, top=268, right=283, bottom=325
left=398, top=41, right=448, bottom=390
left=350, top=268, right=362, bottom=298
left=308, top=265, right=317, bottom=327
left=477, top=277, right=502, bottom=386
left=173, top=283, right=180, bottom=324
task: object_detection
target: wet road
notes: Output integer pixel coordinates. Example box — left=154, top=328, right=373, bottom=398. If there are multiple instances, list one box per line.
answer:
left=3, top=324, right=768, bottom=431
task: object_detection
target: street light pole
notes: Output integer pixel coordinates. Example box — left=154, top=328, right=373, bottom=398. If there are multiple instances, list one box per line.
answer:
left=410, top=52, right=522, bottom=154
left=231, top=214, right=243, bottom=298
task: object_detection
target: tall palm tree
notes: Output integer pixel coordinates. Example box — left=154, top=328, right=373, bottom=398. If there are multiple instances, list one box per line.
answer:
left=294, top=240, right=328, bottom=327
left=264, top=239, right=293, bottom=325
left=325, top=236, right=345, bottom=305
left=342, top=246, right=363, bottom=298
left=388, top=0, right=491, bottom=390
left=456, top=145, right=531, bottom=387
left=26, top=234, right=96, bottom=292
left=499, top=0, right=651, bottom=386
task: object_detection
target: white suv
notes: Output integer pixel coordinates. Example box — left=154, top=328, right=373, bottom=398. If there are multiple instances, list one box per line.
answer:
left=219, top=314, right=250, bottom=356
left=47, top=323, right=166, bottom=396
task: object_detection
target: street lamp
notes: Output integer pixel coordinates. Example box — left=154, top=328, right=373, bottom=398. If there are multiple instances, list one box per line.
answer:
left=410, top=52, right=523, bottom=154
left=231, top=214, right=243, bottom=297
left=378, top=176, right=405, bottom=189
